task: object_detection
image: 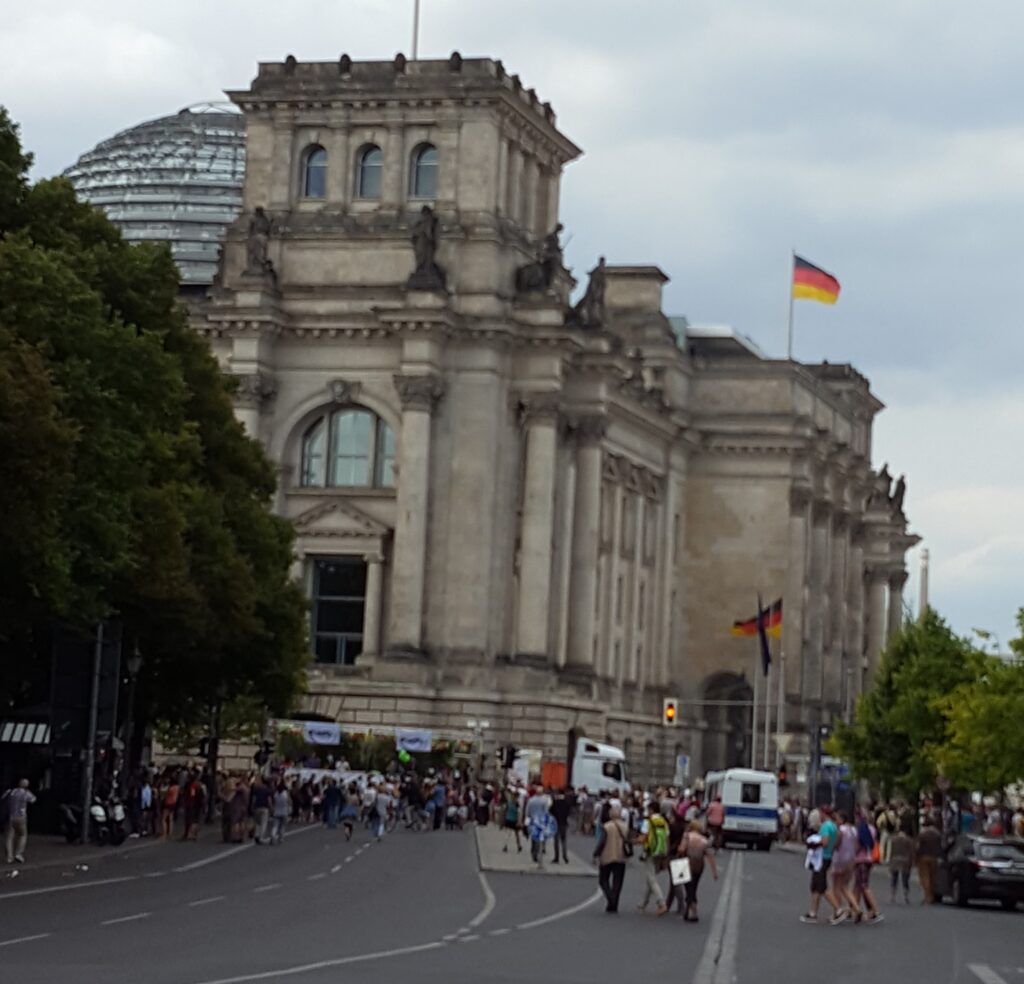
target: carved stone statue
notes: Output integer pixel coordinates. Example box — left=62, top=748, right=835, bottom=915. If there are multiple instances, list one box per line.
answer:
left=878, top=463, right=892, bottom=498
left=568, top=256, right=607, bottom=328
left=245, top=207, right=271, bottom=273
left=515, top=223, right=564, bottom=294
left=892, top=474, right=906, bottom=512
left=407, top=205, right=446, bottom=291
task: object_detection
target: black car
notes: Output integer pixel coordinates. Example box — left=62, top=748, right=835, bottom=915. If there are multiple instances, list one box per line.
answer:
left=936, top=834, right=1024, bottom=910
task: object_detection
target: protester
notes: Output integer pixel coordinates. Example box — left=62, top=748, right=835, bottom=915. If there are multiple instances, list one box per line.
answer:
left=853, top=809, right=883, bottom=923
left=915, top=816, right=942, bottom=904
left=636, top=802, right=669, bottom=915
left=270, top=782, right=290, bottom=845
left=594, top=804, right=630, bottom=913
left=705, top=795, right=725, bottom=850
left=251, top=778, right=272, bottom=845
left=888, top=825, right=914, bottom=903
left=677, top=819, right=718, bottom=922
left=801, top=806, right=845, bottom=924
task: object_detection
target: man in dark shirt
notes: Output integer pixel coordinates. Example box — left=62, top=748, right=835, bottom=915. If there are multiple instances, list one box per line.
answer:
left=550, top=787, right=573, bottom=863
left=915, top=817, right=942, bottom=904
left=250, top=778, right=272, bottom=844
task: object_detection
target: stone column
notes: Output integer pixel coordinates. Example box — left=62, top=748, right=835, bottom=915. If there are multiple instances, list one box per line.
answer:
left=824, top=512, right=849, bottom=711
left=565, top=414, right=607, bottom=675
left=804, top=500, right=830, bottom=705
left=555, top=448, right=577, bottom=669
left=361, top=553, right=384, bottom=658
left=601, top=477, right=624, bottom=679
left=786, top=486, right=812, bottom=710
left=887, top=570, right=907, bottom=642
left=515, top=394, right=561, bottom=659
left=388, top=373, right=444, bottom=655
left=845, top=528, right=866, bottom=701
left=864, top=566, right=888, bottom=681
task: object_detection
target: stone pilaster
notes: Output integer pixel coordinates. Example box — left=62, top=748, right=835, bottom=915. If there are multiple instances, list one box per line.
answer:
left=232, top=370, right=276, bottom=440
left=864, top=565, right=889, bottom=682
left=887, top=570, right=907, bottom=641
left=565, top=414, right=607, bottom=676
left=514, top=393, right=561, bottom=660
left=785, top=485, right=812, bottom=710
left=804, top=499, right=831, bottom=705
left=361, top=552, right=384, bottom=659
left=387, top=373, right=444, bottom=655
left=845, top=526, right=866, bottom=704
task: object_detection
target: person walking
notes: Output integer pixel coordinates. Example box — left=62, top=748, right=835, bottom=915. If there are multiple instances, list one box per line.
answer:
left=593, top=805, right=630, bottom=913
left=705, top=795, right=725, bottom=850
left=251, top=778, right=272, bottom=845
left=270, top=783, right=290, bottom=845
left=852, top=810, right=884, bottom=923
left=677, top=819, right=719, bottom=922
left=341, top=783, right=360, bottom=839
left=2, top=779, right=37, bottom=864
left=323, top=778, right=341, bottom=830
left=182, top=772, right=205, bottom=841
left=915, top=816, right=942, bottom=904
left=550, top=787, right=572, bottom=864
left=160, top=777, right=178, bottom=840
left=501, top=785, right=523, bottom=853
left=801, top=806, right=845, bottom=924
left=636, top=802, right=669, bottom=915
left=888, top=825, right=914, bottom=903
left=525, top=786, right=553, bottom=865
left=829, top=810, right=863, bottom=921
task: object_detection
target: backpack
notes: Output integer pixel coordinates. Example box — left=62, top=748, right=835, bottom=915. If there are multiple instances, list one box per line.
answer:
left=504, top=798, right=519, bottom=824
left=646, top=815, right=669, bottom=858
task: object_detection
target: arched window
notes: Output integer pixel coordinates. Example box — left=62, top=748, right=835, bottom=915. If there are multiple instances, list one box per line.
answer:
left=356, top=145, right=383, bottom=199
left=409, top=143, right=438, bottom=198
left=300, top=408, right=396, bottom=489
left=302, top=145, right=327, bottom=199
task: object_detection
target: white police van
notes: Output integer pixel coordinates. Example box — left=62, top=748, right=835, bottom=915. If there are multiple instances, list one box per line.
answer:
left=703, top=768, right=778, bottom=851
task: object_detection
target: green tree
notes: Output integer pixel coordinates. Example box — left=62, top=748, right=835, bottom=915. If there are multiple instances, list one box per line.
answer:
left=832, top=608, right=983, bottom=797
left=0, top=107, right=308, bottom=747
left=935, top=654, right=1024, bottom=795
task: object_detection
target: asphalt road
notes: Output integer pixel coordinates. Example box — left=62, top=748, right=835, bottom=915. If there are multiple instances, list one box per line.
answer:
left=1, top=827, right=1021, bottom=984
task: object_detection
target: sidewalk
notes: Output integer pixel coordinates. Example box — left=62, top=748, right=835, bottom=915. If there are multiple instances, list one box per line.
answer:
left=2, top=832, right=161, bottom=874
left=475, top=823, right=594, bottom=877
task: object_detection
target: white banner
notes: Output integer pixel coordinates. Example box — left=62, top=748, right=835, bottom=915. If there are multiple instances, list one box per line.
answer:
left=395, top=728, right=432, bottom=753
left=302, top=722, right=341, bottom=746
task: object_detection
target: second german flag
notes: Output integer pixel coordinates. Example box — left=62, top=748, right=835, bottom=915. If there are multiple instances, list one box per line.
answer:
left=792, top=255, right=840, bottom=305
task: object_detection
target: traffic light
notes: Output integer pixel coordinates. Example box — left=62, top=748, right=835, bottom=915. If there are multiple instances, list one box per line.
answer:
left=662, top=697, right=679, bottom=726
left=502, top=745, right=517, bottom=769
left=777, top=765, right=788, bottom=787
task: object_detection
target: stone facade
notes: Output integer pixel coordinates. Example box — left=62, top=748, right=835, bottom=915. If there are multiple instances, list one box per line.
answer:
left=192, top=55, right=918, bottom=788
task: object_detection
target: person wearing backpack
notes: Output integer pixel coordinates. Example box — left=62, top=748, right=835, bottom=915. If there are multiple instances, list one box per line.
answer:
left=636, top=802, right=669, bottom=915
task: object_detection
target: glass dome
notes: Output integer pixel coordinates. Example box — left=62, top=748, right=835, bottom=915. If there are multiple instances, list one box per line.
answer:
left=64, top=104, right=246, bottom=288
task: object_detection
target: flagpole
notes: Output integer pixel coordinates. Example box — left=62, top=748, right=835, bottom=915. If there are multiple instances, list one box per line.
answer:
left=786, top=248, right=795, bottom=360
left=777, top=629, right=786, bottom=737
left=750, top=638, right=759, bottom=770
left=412, top=0, right=421, bottom=60
left=763, top=660, right=772, bottom=770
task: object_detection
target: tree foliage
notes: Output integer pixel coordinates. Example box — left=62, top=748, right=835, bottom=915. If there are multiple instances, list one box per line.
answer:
left=934, top=609, right=1024, bottom=795
left=831, top=608, right=984, bottom=797
left=0, top=107, right=308, bottom=739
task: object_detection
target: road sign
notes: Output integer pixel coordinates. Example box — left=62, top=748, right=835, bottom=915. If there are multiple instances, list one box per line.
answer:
left=673, top=753, right=690, bottom=785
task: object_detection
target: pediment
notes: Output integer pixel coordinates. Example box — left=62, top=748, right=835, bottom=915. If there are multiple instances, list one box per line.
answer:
left=291, top=499, right=390, bottom=538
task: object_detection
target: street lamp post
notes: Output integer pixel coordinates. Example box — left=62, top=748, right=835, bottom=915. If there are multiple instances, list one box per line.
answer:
left=120, top=647, right=143, bottom=794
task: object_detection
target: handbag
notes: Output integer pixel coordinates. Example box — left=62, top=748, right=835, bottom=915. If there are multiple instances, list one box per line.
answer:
left=669, top=857, right=692, bottom=886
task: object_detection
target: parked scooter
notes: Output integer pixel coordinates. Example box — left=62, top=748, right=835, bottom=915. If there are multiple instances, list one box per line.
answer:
left=60, top=796, right=120, bottom=845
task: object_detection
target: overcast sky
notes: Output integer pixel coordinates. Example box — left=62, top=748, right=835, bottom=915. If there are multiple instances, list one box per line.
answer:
left=4, top=0, right=1021, bottom=651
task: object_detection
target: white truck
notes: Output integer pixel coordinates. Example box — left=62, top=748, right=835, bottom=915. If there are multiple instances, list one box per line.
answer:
left=511, top=739, right=629, bottom=795
left=703, top=767, right=779, bottom=851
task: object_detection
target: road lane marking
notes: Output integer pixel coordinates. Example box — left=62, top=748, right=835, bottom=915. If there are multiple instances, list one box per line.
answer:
left=969, top=967, right=1011, bottom=984
left=692, top=854, right=743, bottom=984
left=253, top=883, right=281, bottom=893
left=188, top=940, right=446, bottom=984
left=488, top=928, right=510, bottom=936
left=0, top=875, right=137, bottom=901
left=458, top=934, right=480, bottom=943
left=515, top=888, right=603, bottom=930
left=0, top=933, right=51, bottom=948
left=101, top=911, right=151, bottom=925
left=173, top=822, right=321, bottom=872
left=307, top=873, right=326, bottom=881
left=330, top=864, right=342, bottom=873
left=467, top=871, right=496, bottom=929
left=189, top=896, right=226, bottom=907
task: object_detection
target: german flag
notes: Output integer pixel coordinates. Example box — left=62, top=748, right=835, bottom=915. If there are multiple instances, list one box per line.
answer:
left=792, top=255, right=840, bottom=305
left=730, top=598, right=782, bottom=638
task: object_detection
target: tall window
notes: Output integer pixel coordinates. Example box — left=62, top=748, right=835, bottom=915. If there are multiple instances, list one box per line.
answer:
left=311, top=557, right=365, bottom=665
left=300, top=408, right=395, bottom=488
left=409, top=143, right=438, bottom=198
left=303, top=145, right=327, bottom=198
left=356, top=145, right=383, bottom=199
